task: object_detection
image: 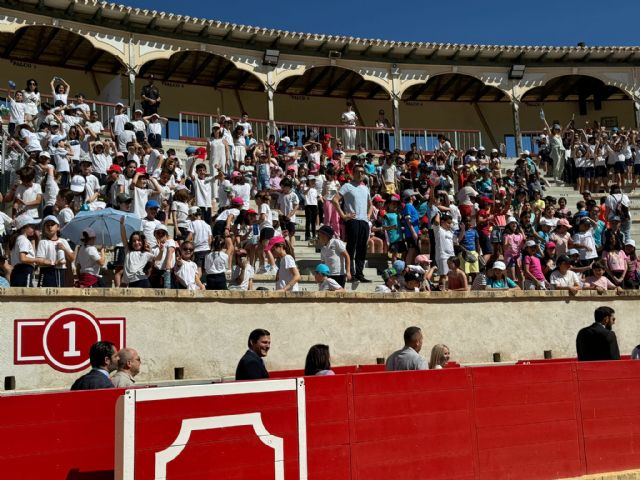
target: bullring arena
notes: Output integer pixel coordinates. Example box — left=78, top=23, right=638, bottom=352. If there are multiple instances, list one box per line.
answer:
left=2, top=1, right=640, bottom=479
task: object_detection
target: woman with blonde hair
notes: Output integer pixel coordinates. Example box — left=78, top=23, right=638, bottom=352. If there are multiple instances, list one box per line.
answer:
left=428, top=344, right=450, bottom=370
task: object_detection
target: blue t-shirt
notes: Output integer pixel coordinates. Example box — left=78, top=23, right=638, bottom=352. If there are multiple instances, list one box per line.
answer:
left=461, top=228, right=479, bottom=252
left=401, top=203, right=420, bottom=240
left=383, top=212, right=401, bottom=244
left=339, top=182, right=370, bottom=221
left=364, top=162, right=376, bottom=175
left=593, top=220, right=606, bottom=248
left=486, top=276, right=517, bottom=289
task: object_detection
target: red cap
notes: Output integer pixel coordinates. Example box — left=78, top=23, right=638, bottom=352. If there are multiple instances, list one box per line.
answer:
left=135, top=167, right=147, bottom=175
left=372, top=194, right=384, bottom=203
left=265, top=235, right=286, bottom=252
left=231, top=197, right=244, bottom=206
left=195, top=147, right=207, bottom=159
left=323, top=133, right=332, bottom=140
left=247, top=209, right=257, bottom=215
left=108, top=165, right=122, bottom=173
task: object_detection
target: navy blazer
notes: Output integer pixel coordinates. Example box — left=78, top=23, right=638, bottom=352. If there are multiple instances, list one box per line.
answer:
left=235, top=350, right=269, bottom=381
left=70, top=368, right=114, bottom=390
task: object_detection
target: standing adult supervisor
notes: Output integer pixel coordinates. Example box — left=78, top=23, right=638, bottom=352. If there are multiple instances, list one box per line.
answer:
left=235, top=328, right=271, bottom=380
left=576, top=306, right=620, bottom=361
left=141, top=75, right=161, bottom=117
left=332, top=165, right=372, bottom=282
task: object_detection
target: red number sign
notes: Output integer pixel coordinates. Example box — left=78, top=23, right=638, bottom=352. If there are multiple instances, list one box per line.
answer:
left=116, top=379, right=308, bottom=480
left=14, top=308, right=125, bottom=372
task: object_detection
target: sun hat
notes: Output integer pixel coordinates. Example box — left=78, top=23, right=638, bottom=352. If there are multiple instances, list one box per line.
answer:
left=116, top=192, right=132, bottom=204
left=107, top=164, right=122, bottom=173
left=318, top=225, right=335, bottom=238
left=265, top=235, right=286, bottom=252
left=70, top=175, right=86, bottom=193
left=404, top=270, right=423, bottom=283
left=315, top=264, right=331, bottom=276
left=557, top=218, right=571, bottom=228
left=392, top=260, right=406, bottom=272
left=625, top=239, right=636, bottom=248
left=545, top=241, right=556, bottom=249
left=381, top=268, right=398, bottom=281
left=14, top=214, right=40, bottom=231
left=188, top=206, right=200, bottom=215
left=41, top=215, right=59, bottom=226
left=567, top=248, right=580, bottom=256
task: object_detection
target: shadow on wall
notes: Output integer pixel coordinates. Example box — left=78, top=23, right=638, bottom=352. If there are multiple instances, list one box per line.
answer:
left=66, top=469, right=114, bottom=480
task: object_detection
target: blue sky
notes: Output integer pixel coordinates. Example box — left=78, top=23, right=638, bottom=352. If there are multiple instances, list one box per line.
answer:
left=124, top=0, right=640, bottom=47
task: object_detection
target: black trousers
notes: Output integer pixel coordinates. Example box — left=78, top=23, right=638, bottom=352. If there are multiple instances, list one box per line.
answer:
left=305, top=205, right=318, bottom=239
left=345, top=219, right=369, bottom=278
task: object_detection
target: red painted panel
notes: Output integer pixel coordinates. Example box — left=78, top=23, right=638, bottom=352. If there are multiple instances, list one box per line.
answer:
left=353, top=368, right=470, bottom=396
left=476, top=420, right=579, bottom=449
left=0, top=389, right=122, bottom=479
left=577, top=359, right=640, bottom=381
left=474, top=381, right=575, bottom=407
left=472, top=363, right=575, bottom=386
left=307, top=445, right=351, bottom=480
left=356, top=364, right=386, bottom=373
left=305, top=375, right=351, bottom=449
left=354, top=389, right=471, bottom=419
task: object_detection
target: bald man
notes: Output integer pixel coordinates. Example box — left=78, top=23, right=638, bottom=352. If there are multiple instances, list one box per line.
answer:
left=111, top=347, right=141, bottom=388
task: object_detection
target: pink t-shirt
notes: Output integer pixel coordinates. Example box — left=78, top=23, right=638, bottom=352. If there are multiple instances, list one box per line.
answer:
left=603, top=250, right=628, bottom=272
left=524, top=254, right=545, bottom=282
left=503, top=233, right=524, bottom=262
left=551, top=231, right=570, bottom=257
left=585, top=275, right=615, bottom=290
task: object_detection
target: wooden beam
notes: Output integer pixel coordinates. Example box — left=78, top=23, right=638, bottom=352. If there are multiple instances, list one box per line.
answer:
left=3, top=27, right=27, bottom=56
left=31, top=28, right=60, bottom=61
left=323, top=70, right=352, bottom=96
left=405, top=47, right=417, bottom=59
left=451, top=77, right=478, bottom=101
left=61, top=36, right=84, bottom=66
left=85, top=50, right=105, bottom=71
left=430, top=75, right=459, bottom=101
left=294, top=38, right=305, bottom=50
left=367, top=85, right=382, bottom=99
left=346, top=78, right=366, bottom=98
left=235, top=71, right=252, bottom=89
left=187, top=54, right=215, bottom=83
left=558, top=76, right=586, bottom=101
left=302, top=68, right=331, bottom=95
left=163, top=51, right=190, bottom=81
left=211, top=63, right=235, bottom=87
left=173, top=21, right=184, bottom=34
left=270, top=36, right=281, bottom=48
left=471, top=85, right=493, bottom=103
left=408, top=81, right=432, bottom=101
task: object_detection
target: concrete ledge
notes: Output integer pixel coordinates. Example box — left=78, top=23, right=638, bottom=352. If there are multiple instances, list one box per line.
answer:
left=0, top=287, right=637, bottom=302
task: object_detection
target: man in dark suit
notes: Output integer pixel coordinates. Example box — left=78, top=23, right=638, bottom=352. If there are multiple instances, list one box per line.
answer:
left=70, top=341, right=119, bottom=390
left=576, top=306, right=621, bottom=361
left=235, top=329, right=270, bottom=381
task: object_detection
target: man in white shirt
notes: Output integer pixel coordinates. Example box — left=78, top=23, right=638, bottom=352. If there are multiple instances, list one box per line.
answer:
left=110, top=103, right=129, bottom=145
left=236, top=112, right=252, bottom=137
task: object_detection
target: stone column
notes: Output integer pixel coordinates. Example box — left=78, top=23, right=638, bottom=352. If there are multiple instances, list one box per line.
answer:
left=512, top=99, right=523, bottom=156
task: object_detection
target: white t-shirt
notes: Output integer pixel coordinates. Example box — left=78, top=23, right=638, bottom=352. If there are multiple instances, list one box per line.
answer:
left=434, top=223, right=455, bottom=259
left=11, top=235, right=34, bottom=266
left=131, top=186, right=151, bottom=219
left=193, top=176, right=213, bottom=208
left=172, top=201, right=190, bottom=228
left=190, top=219, right=212, bottom=252
left=146, top=149, right=162, bottom=173
left=321, top=238, right=347, bottom=275
left=215, top=207, right=240, bottom=223
left=84, top=175, right=101, bottom=203
left=550, top=269, right=582, bottom=289
left=572, top=230, right=598, bottom=261
left=232, top=183, right=251, bottom=209
left=15, top=183, right=42, bottom=219
left=259, top=203, right=273, bottom=230
left=43, top=173, right=59, bottom=207
left=111, top=114, right=129, bottom=136
left=230, top=264, right=254, bottom=290
left=456, top=186, right=479, bottom=206
left=153, top=240, right=175, bottom=270
left=20, top=129, right=42, bottom=153
left=319, top=277, right=342, bottom=291
left=303, top=187, right=318, bottom=206
left=174, top=260, right=199, bottom=290
left=52, top=146, right=70, bottom=173
left=85, top=121, right=104, bottom=136
left=276, top=254, right=299, bottom=291
left=604, top=193, right=630, bottom=220
left=36, top=238, right=71, bottom=269
left=341, top=111, right=357, bottom=126
left=123, top=250, right=154, bottom=284
left=278, top=192, right=299, bottom=223
left=236, top=121, right=252, bottom=135
left=91, top=153, right=112, bottom=175
left=58, top=207, right=74, bottom=228
left=77, top=245, right=102, bottom=276
left=117, top=130, right=136, bottom=153
left=9, top=98, right=25, bottom=124
left=141, top=218, right=162, bottom=248
left=205, top=251, right=228, bottom=274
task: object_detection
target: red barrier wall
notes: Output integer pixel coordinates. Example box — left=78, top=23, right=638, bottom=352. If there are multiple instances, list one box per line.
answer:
left=2, top=361, right=640, bottom=480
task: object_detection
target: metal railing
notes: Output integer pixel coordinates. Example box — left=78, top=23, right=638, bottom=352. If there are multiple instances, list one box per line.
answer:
left=0, top=88, right=129, bottom=128
left=178, top=111, right=482, bottom=152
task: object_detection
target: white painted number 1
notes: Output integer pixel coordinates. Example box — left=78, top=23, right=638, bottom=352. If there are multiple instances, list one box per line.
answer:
left=63, top=321, right=81, bottom=357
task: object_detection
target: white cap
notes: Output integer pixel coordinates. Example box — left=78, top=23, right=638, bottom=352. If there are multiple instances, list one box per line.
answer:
left=188, top=206, right=200, bottom=215
left=70, top=175, right=86, bottom=193
left=282, top=136, right=290, bottom=143
left=39, top=151, right=51, bottom=158
left=493, top=261, right=506, bottom=270
left=491, top=148, right=499, bottom=153
left=625, top=239, right=636, bottom=248
left=154, top=224, right=169, bottom=233
left=506, top=216, right=518, bottom=224
left=522, top=150, right=530, bottom=156
left=42, top=214, right=60, bottom=225
left=525, top=239, right=537, bottom=247
left=15, top=214, right=40, bottom=231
